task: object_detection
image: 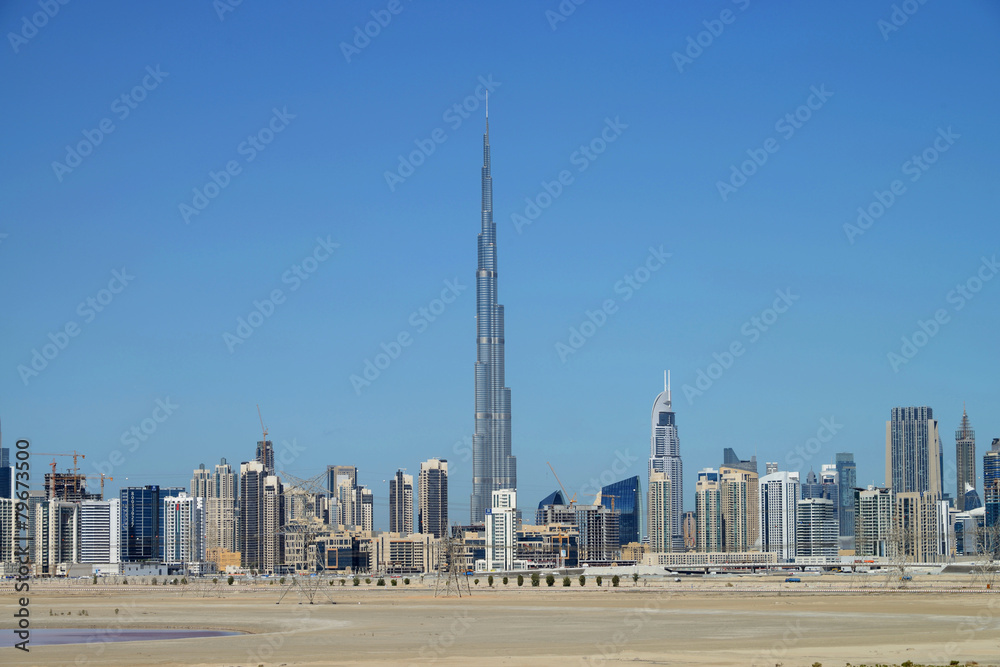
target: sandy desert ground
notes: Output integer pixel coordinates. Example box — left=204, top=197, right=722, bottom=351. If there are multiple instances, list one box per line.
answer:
left=2, top=575, right=999, bottom=666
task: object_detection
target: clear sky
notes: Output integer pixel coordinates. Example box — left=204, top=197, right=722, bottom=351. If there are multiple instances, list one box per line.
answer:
left=3, top=1, right=999, bottom=530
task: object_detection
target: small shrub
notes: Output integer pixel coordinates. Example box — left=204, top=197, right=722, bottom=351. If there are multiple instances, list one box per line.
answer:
left=151, top=577, right=157, bottom=585
left=562, top=576, right=571, bottom=587
left=517, top=574, right=524, bottom=587
left=487, top=575, right=494, bottom=587
left=611, top=575, right=620, bottom=587
left=473, top=578, right=480, bottom=586
left=180, top=577, right=188, bottom=585
left=114, top=608, right=119, bottom=615
left=632, top=573, right=639, bottom=585
left=121, top=578, right=128, bottom=585
left=531, top=573, right=540, bottom=587
left=546, top=574, right=555, bottom=587
left=365, top=578, right=372, bottom=584
left=227, top=576, right=234, bottom=585
left=340, top=579, right=347, bottom=586
left=92, top=574, right=97, bottom=584
left=579, top=575, right=586, bottom=586
left=353, top=577, right=360, bottom=586
left=172, top=578, right=179, bottom=585
left=596, top=576, right=603, bottom=587
left=212, top=578, right=218, bottom=584
left=502, top=576, right=508, bottom=585
left=403, top=578, right=410, bottom=585
left=391, top=579, right=397, bottom=586
left=376, top=578, right=385, bottom=586
left=725, top=582, right=733, bottom=587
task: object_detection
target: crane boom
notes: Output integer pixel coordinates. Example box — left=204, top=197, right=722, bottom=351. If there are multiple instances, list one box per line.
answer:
left=546, top=461, right=576, bottom=505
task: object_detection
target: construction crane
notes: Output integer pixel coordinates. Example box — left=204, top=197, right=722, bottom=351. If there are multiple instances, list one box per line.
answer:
left=35, top=452, right=86, bottom=499
left=546, top=461, right=576, bottom=505
left=84, top=474, right=114, bottom=500
left=257, top=404, right=268, bottom=442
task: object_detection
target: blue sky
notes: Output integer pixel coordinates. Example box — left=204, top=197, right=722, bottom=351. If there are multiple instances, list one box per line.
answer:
left=2, top=1, right=998, bottom=530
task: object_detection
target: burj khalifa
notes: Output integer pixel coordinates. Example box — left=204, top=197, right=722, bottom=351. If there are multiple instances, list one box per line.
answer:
left=470, top=105, right=516, bottom=523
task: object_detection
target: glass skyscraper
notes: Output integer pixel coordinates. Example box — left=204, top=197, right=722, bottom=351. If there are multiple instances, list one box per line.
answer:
left=955, top=409, right=976, bottom=511
left=601, top=476, right=641, bottom=546
left=835, top=452, right=856, bottom=538
left=120, top=485, right=184, bottom=561
left=649, top=372, right=683, bottom=550
left=886, top=406, right=942, bottom=495
left=470, top=106, right=516, bottom=523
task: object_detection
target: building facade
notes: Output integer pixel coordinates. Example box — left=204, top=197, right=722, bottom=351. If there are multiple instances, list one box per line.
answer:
left=470, top=109, right=517, bottom=524
left=854, top=486, right=894, bottom=557
left=389, top=470, right=413, bottom=535
left=759, top=471, right=799, bottom=561
left=695, top=468, right=722, bottom=552
left=120, top=485, right=184, bottom=562
left=162, top=492, right=205, bottom=566
left=720, top=465, right=759, bottom=552
left=485, top=489, right=517, bottom=571
left=601, top=475, right=641, bottom=546
left=648, top=472, right=672, bottom=553
left=886, top=406, right=942, bottom=495
left=418, top=458, right=448, bottom=538
left=795, top=498, right=838, bottom=559
left=835, top=452, right=856, bottom=538
left=955, top=410, right=976, bottom=511
left=80, top=499, right=120, bottom=563
left=648, top=372, right=684, bottom=551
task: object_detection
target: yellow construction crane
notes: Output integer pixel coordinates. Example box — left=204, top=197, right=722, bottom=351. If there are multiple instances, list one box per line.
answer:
left=35, top=451, right=86, bottom=499
left=257, top=404, right=268, bottom=442
left=546, top=461, right=576, bottom=505
left=84, top=474, right=114, bottom=500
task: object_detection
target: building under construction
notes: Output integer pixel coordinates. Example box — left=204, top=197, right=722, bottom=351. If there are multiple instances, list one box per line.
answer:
left=44, top=473, right=99, bottom=503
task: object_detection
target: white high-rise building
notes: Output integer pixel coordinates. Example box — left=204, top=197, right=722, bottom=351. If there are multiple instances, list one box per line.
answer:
left=648, top=471, right=672, bottom=553
left=0, top=498, right=17, bottom=564
left=80, top=499, right=121, bottom=563
left=262, top=475, right=284, bottom=573
left=33, top=499, right=79, bottom=575
left=695, top=468, right=722, bottom=552
left=796, top=498, right=838, bottom=558
left=759, top=471, right=799, bottom=561
left=485, top=489, right=516, bottom=571
left=854, top=486, right=894, bottom=557
left=162, top=492, right=205, bottom=565
left=649, top=372, right=684, bottom=551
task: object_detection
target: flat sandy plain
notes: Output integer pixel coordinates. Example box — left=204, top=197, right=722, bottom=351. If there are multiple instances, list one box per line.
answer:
left=3, top=574, right=999, bottom=666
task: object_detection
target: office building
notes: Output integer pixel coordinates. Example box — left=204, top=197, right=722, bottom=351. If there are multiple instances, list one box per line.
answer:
left=418, top=458, right=448, bottom=538
left=0, top=445, right=11, bottom=499
left=34, top=498, right=80, bottom=575
left=801, top=469, right=824, bottom=500
left=648, top=472, right=672, bottom=553
left=723, top=447, right=758, bottom=474
left=886, top=406, right=942, bottom=495
left=985, top=438, right=1000, bottom=529
left=389, top=470, right=414, bottom=535
left=765, top=462, right=779, bottom=475
left=470, top=108, right=517, bottom=524
left=760, top=471, right=799, bottom=561
left=955, top=409, right=976, bottom=511
left=262, top=475, right=284, bottom=573
left=835, top=452, right=856, bottom=538
left=120, top=485, right=184, bottom=562
left=601, top=475, right=641, bottom=546
left=0, top=498, right=18, bottom=563
left=854, top=486, right=894, bottom=557
left=795, top=498, right=838, bottom=558
left=682, top=510, right=697, bottom=550
left=695, top=468, right=722, bottom=552
left=190, top=463, right=211, bottom=498
left=648, top=372, right=684, bottom=551
left=894, top=491, right=946, bottom=562
left=720, top=464, right=759, bottom=552
left=162, top=492, right=205, bottom=566
left=206, top=458, right=237, bottom=553
left=485, top=489, right=517, bottom=571
left=80, top=499, right=121, bottom=563
left=239, top=460, right=266, bottom=570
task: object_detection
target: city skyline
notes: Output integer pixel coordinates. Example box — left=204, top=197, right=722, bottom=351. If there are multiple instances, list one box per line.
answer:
left=2, top=2, right=998, bottom=527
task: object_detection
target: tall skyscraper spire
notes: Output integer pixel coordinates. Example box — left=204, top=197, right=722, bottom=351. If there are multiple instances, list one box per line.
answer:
left=956, top=407, right=976, bottom=511
left=471, top=107, right=516, bottom=524
left=649, top=371, right=683, bottom=551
